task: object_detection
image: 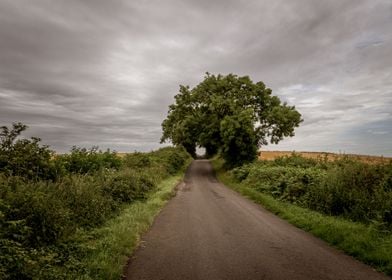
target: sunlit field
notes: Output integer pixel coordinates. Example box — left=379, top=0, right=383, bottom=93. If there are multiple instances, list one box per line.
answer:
left=259, top=151, right=391, bottom=164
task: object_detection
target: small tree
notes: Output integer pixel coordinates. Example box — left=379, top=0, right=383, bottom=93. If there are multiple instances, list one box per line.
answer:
left=161, top=73, right=303, bottom=167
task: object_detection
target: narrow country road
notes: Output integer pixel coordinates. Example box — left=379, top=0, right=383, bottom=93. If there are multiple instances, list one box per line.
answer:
left=125, top=160, right=390, bottom=280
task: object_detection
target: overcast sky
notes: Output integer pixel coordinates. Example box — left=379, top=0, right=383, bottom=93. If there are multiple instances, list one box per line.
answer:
left=0, top=0, right=391, bottom=156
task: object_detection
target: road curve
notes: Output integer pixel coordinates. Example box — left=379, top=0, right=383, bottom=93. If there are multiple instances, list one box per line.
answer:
left=125, top=160, right=390, bottom=280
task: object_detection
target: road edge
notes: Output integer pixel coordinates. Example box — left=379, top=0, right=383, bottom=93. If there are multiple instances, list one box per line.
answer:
left=211, top=158, right=392, bottom=277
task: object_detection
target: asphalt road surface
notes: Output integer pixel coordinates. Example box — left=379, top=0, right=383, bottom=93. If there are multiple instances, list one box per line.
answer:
left=125, top=160, right=390, bottom=280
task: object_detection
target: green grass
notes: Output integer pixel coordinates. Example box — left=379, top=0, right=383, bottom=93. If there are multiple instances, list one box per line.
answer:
left=68, top=175, right=182, bottom=280
left=212, top=158, right=392, bottom=276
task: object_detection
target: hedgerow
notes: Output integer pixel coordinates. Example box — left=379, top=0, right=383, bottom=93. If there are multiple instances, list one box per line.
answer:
left=0, top=123, right=191, bottom=279
left=231, top=153, right=392, bottom=228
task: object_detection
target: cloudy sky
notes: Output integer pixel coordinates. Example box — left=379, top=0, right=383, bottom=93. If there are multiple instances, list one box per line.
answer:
left=0, top=0, right=391, bottom=156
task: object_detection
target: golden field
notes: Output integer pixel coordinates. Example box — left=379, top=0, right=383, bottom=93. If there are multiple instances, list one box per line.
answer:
left=258, top=150, right=392, bottom=164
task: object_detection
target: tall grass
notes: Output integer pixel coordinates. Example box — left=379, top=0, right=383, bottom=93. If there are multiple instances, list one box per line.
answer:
left=77, top=175, right=182, bottom=280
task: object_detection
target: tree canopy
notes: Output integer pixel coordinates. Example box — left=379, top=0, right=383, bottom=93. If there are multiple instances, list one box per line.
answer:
left=161, top=73, right=302, bottom=166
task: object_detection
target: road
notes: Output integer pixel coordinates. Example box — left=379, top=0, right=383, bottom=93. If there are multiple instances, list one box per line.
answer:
left=125, top=160, right=389, bottom=280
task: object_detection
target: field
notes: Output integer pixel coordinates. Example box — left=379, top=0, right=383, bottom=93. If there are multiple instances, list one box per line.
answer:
left=259, top=150, right=391, bottom=164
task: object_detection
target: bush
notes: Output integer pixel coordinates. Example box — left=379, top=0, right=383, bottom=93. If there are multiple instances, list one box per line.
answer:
left=150, top=146, right=190, bottom=175
left=123, top=152, right=152, bottom=169
left=0, top=123, right=57, bottom=180
left=306, top=160, right=392, bottom=224
left=1, top=178, right=73, bottom=246
left=0, top=126, right=192, bottom=280
left=102, top=170, right=157, bottom=203
left=123, top=146, right=191, bottom=176
left=272, top=153, right=322, bottom=168
left=232, top=155, right=392, bottom=228
left=56, top=146, right=121, bottom=175
left=55, top=175, right=116, bottom=228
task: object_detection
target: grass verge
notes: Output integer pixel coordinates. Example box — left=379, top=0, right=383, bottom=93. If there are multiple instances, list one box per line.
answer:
left=72, top=175, right=183, bottom=280
left=212, top=158, right=392, bottom=276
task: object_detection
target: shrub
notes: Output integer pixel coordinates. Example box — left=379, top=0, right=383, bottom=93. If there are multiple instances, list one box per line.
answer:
left=1, top=179, right=73, bottom=246
left=231, top=164, right=251, bottom=181
left=56, top=146, right=121, bottom=174
left=272, top=153, right=321, bottom=168
left=123, top=152, right=152, bottom=169
left=0, top=123, right=56, bottom=180
left=305, top=160, right=392, bottom=225
left=0, top=128, right=192, bottom=279
left=151, top=146, right=190, bottom=175
left=123, top=146, right=191, bottom=176
left=55, top=175, right=116, bottom=228
left=102, top=170, right=157, bottom=203
left=233, top=155, right=392, bottom=228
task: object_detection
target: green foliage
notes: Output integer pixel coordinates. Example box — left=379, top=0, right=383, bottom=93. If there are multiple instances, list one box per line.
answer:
left=161, top=73, right=302, bottom=166
left=102, top=170, right=157, bottom=203
left=56, top=146, right=121, bottom=175
left=213, top=158, right=392, bottom=276
left=3, top=183, right=73, bottom=246
left=231, top=155, right=392, bottom=228
left=271, top=152, right=323, bottom=168
left=77, top=175, right=182, bottom=280
left=123, top=152, right=152, bottom=168
left=0, top=123, right=56, bottom=180
left=123, top=146, right=191, bottom=176
left=152, top=146, right=190, bottom=175
left=220, top=109, right=258, bottom=167
left=56, top=175, right=116, bottom=228
left=0, top=123, right=192, bottom=280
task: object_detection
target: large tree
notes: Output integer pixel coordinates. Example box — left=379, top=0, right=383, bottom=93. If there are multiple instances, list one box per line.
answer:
left=161, top=73, right=302, bottom=166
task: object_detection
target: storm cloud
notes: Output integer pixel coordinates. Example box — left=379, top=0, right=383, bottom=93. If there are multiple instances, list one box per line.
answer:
left=0, top=0, right=391, bottom=155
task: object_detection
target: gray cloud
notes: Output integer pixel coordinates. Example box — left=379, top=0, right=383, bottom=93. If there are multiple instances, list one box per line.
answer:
left=0, top=0, right=391, bottom=155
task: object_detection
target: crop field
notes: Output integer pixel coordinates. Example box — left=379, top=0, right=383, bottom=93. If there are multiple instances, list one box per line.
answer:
left=259, top=150, right=391, bottom=164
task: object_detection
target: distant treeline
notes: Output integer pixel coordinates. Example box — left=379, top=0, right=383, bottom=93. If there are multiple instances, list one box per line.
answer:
left=0, top=123, right=191, bottom=279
